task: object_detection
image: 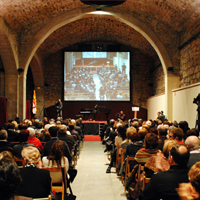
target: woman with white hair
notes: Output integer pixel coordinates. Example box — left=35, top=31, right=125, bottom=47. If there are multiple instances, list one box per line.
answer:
left=27, top=127, right=43, bottom=151
left=17, top=146, right=51, bottom=198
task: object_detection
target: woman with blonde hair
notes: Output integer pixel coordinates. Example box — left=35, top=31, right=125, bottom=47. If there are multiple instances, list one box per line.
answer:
left=17, top=146, right=51, bottom=198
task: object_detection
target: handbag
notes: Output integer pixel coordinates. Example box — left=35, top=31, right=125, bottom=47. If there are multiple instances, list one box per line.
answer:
left=65, top=174, right=76, bottom=200
left=68, top=167, right=77, bottom=183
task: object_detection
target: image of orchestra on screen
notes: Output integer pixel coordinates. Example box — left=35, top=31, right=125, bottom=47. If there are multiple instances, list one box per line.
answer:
left=64, top=51, right=130, bottom=101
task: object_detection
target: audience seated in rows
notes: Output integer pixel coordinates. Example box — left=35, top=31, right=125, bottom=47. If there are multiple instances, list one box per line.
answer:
left=58, top=125, right=76, bottom=146
left=177, top=161, right=200, bottom=200
left=125, top=127, right=143, bottom=172
left=135, top=133, right=160, bottom=164
left=42, top=140, right=69, bottom=182
left=0, top=129, right=14, bottom=149
left=139, top=143, right=190, bottom=200
left=17, top=146, right=51, bottom=198
left=14, top=129, right=34, bottom=158
left=106, top=125, right=126, bottom=173
left=5, top=122, right=19, bottom=142
left=42, top=126, right=72, bottom=165
left=185, top=135, right=200, bottom=169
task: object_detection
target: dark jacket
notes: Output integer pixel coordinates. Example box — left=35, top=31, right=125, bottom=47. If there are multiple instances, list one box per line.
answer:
left=139, top=165, right=189, bottom=200
left=17, top=167, right=51, bottom=198
left=42, top=137, right=72, bottom=163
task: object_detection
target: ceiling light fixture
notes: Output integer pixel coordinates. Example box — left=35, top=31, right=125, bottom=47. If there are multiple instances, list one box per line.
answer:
left=80, top=0, right=126, bottom=7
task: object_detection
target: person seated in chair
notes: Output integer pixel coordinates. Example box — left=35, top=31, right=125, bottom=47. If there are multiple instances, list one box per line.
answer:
left=139, top=143, right=190, bottom=200
left=106, top=125, right=126, bottom=173
left=0, top=130, right=14, bottom=151
left=17, top=146, right=51, bottom=198
left=42, top=140, right=70, bottom=182
left=0, top=155, right=32, bottom=200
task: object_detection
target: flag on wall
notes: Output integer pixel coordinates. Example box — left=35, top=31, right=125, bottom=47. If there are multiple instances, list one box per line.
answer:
left=32, top=90, right=37, bottom=114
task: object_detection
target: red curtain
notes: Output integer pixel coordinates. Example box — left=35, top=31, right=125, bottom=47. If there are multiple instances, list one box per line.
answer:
left=0, top=97, right=7, bottom=128
left=26, top=101, right=31, bottom=119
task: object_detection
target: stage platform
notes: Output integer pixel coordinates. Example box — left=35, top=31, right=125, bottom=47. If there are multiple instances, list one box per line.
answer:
left=84, top=135, right=101, bottom=141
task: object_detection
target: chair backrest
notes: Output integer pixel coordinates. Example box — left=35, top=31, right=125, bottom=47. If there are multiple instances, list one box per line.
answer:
left=121, top=149, right=126, bottom=165
left=142, top=175, right=151, bottom=190
left=42, top=167, right=67, bottom=200
left=137, top=164, right=145, bottom=180
left=126, top=156, right=136, bottom=177
left=14, top=156, right=25, bottom=167
left=33, top=195, right=51, bottom=200
left=125, top=156, right=136, bottom=191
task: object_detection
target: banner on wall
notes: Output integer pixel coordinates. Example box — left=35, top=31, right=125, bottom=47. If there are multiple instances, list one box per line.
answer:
left=32, top=90, right=37, bottom=114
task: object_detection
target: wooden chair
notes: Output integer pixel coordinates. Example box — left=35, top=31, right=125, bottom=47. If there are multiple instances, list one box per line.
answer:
left=66, top=142, right=77, bottom=167
left=124, top=156, right=136, bottom=190
left=43, top=167, right=67, bottom=200
left=33, top=195, right=51, bottom=200
left=116, top=145, right=121, bottom=173
left=14, top=156, right=24, bottom=167
left=142, top=175, right=151, bottom=190
left=137, top=164, right=145, bottom=180
left=120, top=148, right=126, bottom=183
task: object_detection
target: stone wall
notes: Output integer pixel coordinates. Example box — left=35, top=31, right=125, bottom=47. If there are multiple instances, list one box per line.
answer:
left=44, top=51, right=63, bottom=108
left=151, top=64, right=165, bottom=95
left=180, top=36, right=200, bottom=87
left=131, top=51, right=154, bottom=108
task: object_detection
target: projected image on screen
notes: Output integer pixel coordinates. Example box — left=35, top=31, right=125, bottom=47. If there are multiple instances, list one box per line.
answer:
left=64, top=51, right=130, bottom=101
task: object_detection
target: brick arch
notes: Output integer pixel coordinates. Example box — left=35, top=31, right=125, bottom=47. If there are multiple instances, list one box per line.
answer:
left=0, top=17, right=18, bottom=75
left=19, top=7, right=171, bottom=76
left=0, top=17, right=19, bottom=120
left=29, top=54, right=44, bottom=87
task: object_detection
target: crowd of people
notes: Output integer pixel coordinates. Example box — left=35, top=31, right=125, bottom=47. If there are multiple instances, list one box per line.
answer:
left=0, top=117, right=84, bottom=199
left=102, top=117, right=200, bottom=200
left=65, top=68, right=96, bottom=99
left=2, top=114, right=200, bottom=200
left=64, top=67, right=129, bottom=100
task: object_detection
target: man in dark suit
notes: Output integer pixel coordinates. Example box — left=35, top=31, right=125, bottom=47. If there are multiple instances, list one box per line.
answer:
left=55, top=99, right=63, bottom=118
left=58, top=125, right=76, bottom=146
left=0, top=130, right=14, bottom=154
left=185, top=135, right=200, bottom=169
left=42, top=126, right=72, bottom=163
left=139, top=143, right=190, bottom=200
left=6, top=122, right=19, bottom=142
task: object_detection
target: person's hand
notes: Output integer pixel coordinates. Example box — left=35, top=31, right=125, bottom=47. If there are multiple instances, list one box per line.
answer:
left=177, top=183, right=199, bottom=200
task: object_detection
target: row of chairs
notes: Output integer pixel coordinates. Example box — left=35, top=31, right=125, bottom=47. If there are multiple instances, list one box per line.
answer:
left=115, top=146, right=151, bottom=195
left=13, top=153, right=67, bottom=200
left=12, top=140, right=83, bottom=200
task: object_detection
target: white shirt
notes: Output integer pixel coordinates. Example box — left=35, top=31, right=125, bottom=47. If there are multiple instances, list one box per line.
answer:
left=42, top=156, right=69, bottom=183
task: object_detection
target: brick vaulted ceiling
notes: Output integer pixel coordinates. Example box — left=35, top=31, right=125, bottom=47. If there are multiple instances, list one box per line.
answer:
left=1, top=0, right=200, bottom=60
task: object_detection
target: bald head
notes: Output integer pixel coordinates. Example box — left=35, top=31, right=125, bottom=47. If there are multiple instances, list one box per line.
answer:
left=185, top=136, right=200, bottom=150
left=171, top=143, right=190, bottom=166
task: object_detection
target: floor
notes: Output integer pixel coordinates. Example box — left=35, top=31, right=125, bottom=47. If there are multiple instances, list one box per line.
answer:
left=71, top=141, right=127, bottom=200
